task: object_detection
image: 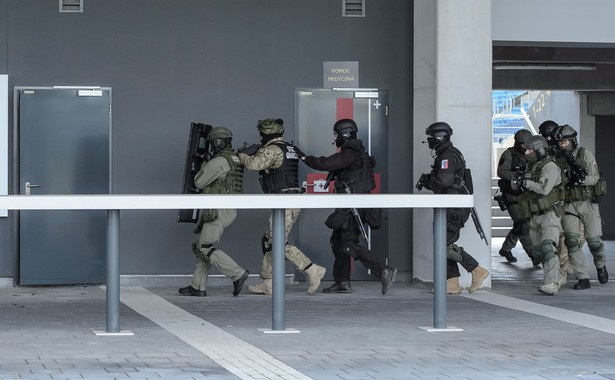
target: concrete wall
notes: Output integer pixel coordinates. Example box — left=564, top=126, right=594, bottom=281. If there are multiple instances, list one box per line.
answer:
left=492, top=0, right=615, bottom=44
left=0, top=0, right=413, bottom=281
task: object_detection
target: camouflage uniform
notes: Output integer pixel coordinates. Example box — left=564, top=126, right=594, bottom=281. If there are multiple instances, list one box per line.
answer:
left=239, top=134, right=325, bottom=295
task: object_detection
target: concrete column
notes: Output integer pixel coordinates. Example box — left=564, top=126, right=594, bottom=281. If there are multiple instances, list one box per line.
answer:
left=413, top=0, right=492, bottom=288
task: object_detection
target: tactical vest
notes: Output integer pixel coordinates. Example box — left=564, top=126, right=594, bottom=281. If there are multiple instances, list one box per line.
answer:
left=259, top=142, right=299, bottom=193
left=557, top=147, right=608, bottom=202
left=334, top=146, right=376, bottom=194
left=497, top=148, right=525, bottom=196
left=203, top=149, right=244, bottom=195
left=518, top=157, right=565, bottom=218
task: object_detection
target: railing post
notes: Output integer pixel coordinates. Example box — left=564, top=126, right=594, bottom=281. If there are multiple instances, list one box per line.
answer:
left=433, top=207, right=447, bottom=329
left=271, top=208, right=286, bottom=330
left=106, top=209, right=120, bottom=333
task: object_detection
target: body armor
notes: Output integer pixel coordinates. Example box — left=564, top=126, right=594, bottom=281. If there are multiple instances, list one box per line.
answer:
left=518, top=157, right=564, bottom=218
left=333, top=144, right=375, bottom=194
left=259, top=141, right=299, bottom=193
left=203, top=149, right=244, bottom=195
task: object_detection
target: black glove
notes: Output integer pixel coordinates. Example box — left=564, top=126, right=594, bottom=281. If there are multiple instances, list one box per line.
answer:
left=237, top=142, right=261, bottom=156
left=293, top=145, right=306, bottom=159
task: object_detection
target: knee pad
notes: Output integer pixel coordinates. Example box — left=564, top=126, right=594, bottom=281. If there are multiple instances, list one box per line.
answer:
left=540, top=240, right=557, bottom=261
left=342, top=246, right=358, bottom=258
left=564, top=233, right=580, bottom=252
left=587, top=236, right=604, bottom=255
left=446, top=244, right=463, bottom=263
left=530, top=246, right=542, bottom=262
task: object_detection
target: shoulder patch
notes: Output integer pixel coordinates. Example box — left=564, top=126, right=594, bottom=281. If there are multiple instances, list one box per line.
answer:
left=441, top=159, right=449, bottom=169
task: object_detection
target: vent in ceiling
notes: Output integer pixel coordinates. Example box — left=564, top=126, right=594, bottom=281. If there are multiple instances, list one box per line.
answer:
left=342, top=0, right=365, bottom=17
left=59, top=0, right=83, bottom=13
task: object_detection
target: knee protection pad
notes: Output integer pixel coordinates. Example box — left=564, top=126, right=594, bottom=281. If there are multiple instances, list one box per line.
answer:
left=540, top=239, right=557, bottom=262
left=564, top=232, right=580, bottom=252
left=587, top=236, right=604, bottom=255
left=342, top=246, right=358, bottom=258
left=446, top=244, right=463, bottom=263
left=530, top=246, right=542, bottom=262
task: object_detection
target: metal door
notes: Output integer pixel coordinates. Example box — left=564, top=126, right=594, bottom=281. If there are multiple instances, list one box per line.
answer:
left=17, top=87, right=111, bottom=285
left=296, top=89, right=389, bottom=281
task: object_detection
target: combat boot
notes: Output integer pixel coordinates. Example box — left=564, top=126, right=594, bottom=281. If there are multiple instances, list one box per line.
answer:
left=248, top=279, right=272, bottom=295
left=178, top=285, right=206, bottom=297
left=538, top=282, right=559, bottom=295
left=381, top=266, right=397, bottom=295
left=322, top=282, right=352, bottom=293
left=597, top=266, right=609, bottom=284
left=469, top=266, right=489, bottom=293
left=499, top=249, right=517, bottom=263
left=446, top=277, right=461, bottom=294
left=304, top=264, right=326, bottom=295
left=573, top=279, right=590, bottom=290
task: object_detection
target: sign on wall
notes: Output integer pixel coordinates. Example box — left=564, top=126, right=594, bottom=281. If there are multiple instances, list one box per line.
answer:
left=323, top=61, right=359, bottom=88
left=1, top=75, right=7, bottom=217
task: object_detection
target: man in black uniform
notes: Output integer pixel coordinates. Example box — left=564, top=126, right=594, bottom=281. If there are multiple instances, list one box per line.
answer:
left=297, top=118, right=397, bottom=294
left=418, top=122, right=489, bottom=294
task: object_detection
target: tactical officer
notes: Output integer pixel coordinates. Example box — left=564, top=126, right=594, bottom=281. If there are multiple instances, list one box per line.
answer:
left=238, top=118, right=326, bottom=295
left=298, top=119, right=396, bottom=295
left=418, top=122, right=489, bottom=294
left=539, top=120, right=578, bottom=275
left=513, top=135, right=566, bottom=295
left=553, top=125, right=608, bottom=289
left=496, top=129, right=536, bottom=264
left=179, top=127, right=250, bottom=297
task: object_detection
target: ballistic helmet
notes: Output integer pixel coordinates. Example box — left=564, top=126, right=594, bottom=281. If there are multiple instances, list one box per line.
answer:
left=425, top=122, right=452, bottom=149
left=514, top=129, right=532, bottom=144
left=257, top=118, right=285, bottom=135
left=333, top=118, right=358, bottom=147
left=523, top=135, right=549, bottom=159
left=553, top=124, right=578, bottom=150
left=207, top=126, right=233, bottom=153
left=538, top=120, right=559, bottom=145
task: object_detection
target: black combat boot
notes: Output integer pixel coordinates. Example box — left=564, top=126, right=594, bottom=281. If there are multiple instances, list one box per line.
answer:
left=573, top=279, right=591, bottom=290
left=178, top=285, right=206, bottom=297
left=381, top=267, right=397, bottom=294
left=597, top=266, right=609, bottom=284
left=322, top=282, right=352, bottom=293
left=232, top=270, right=249, bottom=296
left=499, top=249, right=517, bottom=263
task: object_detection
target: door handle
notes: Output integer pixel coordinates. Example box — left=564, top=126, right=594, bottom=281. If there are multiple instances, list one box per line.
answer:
left=25, top=181, right=40, bottom=195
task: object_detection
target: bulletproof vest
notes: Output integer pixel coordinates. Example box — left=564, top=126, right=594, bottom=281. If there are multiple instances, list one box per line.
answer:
left=203, top=149, right=244, bottom=194
left=518, top=157, right=565, bottom=218
left=557, top=147, right=608, bottom=202
left=498, top=148, right=525, bottom=195
left=259, top=141, right=299, bottom=193
left=446, top=147, right=472, bottom=194
left=334, top=144, right=376, bottom=194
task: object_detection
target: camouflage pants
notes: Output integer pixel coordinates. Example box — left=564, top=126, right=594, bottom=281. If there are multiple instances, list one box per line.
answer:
left=259, top=208, right=312, bottom=279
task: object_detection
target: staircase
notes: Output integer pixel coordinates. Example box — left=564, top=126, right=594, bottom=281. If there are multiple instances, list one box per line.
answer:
left=491, top=177, right=512, bottom=238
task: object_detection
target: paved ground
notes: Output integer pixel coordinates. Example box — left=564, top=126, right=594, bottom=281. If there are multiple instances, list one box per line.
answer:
left=1, top=240, right=614, bottom=380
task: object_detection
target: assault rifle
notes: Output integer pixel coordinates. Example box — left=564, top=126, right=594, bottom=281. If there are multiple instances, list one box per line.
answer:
left=177, top=122, right=213, bottom=223
left=342, top=181, right=369, bottom=241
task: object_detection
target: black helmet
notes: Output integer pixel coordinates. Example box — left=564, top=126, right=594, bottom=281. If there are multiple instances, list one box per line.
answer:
left=538, top=120, right=559, bottom=146
left=425, top=122, right=452, bottom=149
left=553, top=124, right=578, bottom=151
left=523, top=135, right=549, bottom=160
left=514, top=129, right=532, bottom=144
left=207, top=126, right=233, bottom=153
left=333, top=118, right=358, bottom=147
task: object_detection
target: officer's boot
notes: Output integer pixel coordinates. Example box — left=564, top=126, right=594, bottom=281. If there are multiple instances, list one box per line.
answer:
left=446, top=277, right=461, bottom=294
left=469, top=266, right=489, bottom=293
left=304, top=264, right=326, bottom=295
left=248, top=279, right=272, bottom=295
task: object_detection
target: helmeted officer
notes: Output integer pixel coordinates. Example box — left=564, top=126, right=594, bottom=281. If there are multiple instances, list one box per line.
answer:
left=553, top=124, right=608, bottom=289
left=418, top=122, right=489, bottom=294
left=497, top=129, right=536, bottom=264
left=298, top=118, right=397, bottom=295
left=513, top=135, right=566, bottom=295
left=179, top=126, right=250, bottom=297
left=238, top=118, right=326, bottom=295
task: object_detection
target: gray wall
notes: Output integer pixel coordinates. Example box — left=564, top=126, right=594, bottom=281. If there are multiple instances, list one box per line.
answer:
left=0, top=1, right=413, bottom=279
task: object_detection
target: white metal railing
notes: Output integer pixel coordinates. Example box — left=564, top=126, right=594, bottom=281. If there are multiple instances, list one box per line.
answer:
left=0, top=193, right=474, bottom=333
